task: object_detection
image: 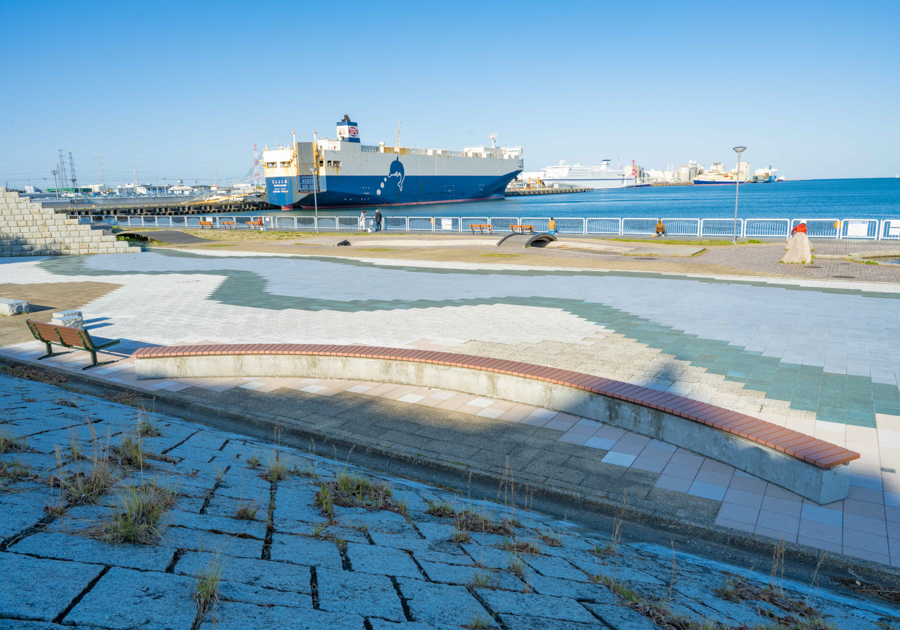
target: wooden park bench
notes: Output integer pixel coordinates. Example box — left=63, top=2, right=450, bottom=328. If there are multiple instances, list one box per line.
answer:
left=469, top=224, right=492, bottom=235
left=198, top=220, right=214, bottom=229
left=26, top=320, right=120, bottom=369
left=510, top=224, right=535, bottom=234
left=221, top=221, right=236, bottom=229
left=247, top=218, right=265, bottom=230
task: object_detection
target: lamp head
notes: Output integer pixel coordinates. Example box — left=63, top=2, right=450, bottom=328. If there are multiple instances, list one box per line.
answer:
left=733, top=146, right=747, bottom=154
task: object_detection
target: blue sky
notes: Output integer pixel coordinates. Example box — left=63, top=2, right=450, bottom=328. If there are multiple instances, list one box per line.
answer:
left=1, top=0, right=898, bottom=187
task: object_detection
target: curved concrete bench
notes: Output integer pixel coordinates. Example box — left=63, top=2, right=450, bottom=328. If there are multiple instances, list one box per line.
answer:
left=133, top=344, right=860, bottom=503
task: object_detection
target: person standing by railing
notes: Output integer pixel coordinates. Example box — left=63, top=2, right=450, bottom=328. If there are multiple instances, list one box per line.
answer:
left=374, top=209, right=383, bottom=232
left=548, top=217, right=557, bottom=235
left=359, top=210, right=368, bottom=231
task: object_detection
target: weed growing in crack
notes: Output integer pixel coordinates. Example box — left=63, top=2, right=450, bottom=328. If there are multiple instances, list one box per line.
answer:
left=314, top=470, right=407, bottom=518
left=716, top=574, right=823, bottom=619
left=508, top=555, right=526, bottom=578
left=0, top=429, right=27, bottom=455
left=538, top=531, right=562, bottom=547
left=136, top=410, right=160, bottom=437
left=455, top=508, right=512, bottom=537
left=464, top=613, right=496, bottom=629
left=498, top=536, right=542, bottom=556
left=44, top=503, right=66, bottom=517
left=425, top=499, right=456, bottom=518
left=235, top=500, right=258, bottom=521
left=50, top=425, right=118, bottom=506
left=111, top=435, right=146, bottom=468
left=1, top=365, right=67, bottom=385
left=289, top=464, right=318, bottom=479
left=451, top=526, right=472, bottom=544
left=594, top=491, right=627, bottom=557
left=94, top=479, right=176, bottom=544
left=247, top=453, right=261, bottom=469
left=469, top=569, right=495, bottom=588
left=194, top=551, right=224, bottom=622
left=264, top=453, right=288, bottom=482
left=55, top=398, right=78, bottom=408
left=0, top=459, right=34, bottom=485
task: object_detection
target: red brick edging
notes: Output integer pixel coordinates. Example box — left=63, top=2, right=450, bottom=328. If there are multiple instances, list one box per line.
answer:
left=132, top=344, right=860, bottom=470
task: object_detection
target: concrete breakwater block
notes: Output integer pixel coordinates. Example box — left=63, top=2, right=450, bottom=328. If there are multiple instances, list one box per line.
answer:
left=51, top=309, right=83, bottom=329
left=0, top=298, right=29, bottom=316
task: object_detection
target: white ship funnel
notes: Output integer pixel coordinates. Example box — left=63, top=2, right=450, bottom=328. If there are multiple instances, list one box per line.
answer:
left=336, top=115, right=360, bottom=143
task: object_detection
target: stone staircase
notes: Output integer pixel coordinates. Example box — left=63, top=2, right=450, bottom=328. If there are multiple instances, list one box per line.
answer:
left=0, top=188, right=136, bottom=257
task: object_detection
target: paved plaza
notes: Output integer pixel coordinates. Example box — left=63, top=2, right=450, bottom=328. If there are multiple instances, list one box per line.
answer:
left=2, top=248, right=900, bottom=571
left=1, top=374, right=898, bottom=629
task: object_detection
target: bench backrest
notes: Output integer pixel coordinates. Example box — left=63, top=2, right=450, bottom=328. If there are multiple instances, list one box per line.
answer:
left=199, top=221, right=213, bottom=226
left=27, top=320, right=91, bottom=349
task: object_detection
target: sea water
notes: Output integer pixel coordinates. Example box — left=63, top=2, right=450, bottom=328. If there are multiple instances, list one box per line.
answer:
left=262, top=178, right=900, bottom=221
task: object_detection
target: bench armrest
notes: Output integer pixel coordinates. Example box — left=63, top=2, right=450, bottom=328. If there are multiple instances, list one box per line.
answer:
left=93, top=339, right=121, bottom=350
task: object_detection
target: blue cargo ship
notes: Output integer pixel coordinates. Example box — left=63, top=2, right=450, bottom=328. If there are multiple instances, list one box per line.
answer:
left=262, top=117, right=524, bottom=209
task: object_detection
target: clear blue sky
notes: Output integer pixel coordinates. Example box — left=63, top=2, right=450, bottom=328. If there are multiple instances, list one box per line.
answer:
left=1, top=0, right=898, bottom=187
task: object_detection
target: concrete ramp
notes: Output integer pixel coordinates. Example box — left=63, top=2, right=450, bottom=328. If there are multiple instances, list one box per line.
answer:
left=497, top=232, right=557, bottom=248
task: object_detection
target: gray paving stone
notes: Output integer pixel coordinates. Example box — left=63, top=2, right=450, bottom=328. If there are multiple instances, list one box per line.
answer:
left=335, top=507, right=414, bottom=534
left=198, top=601, right=366, bottom=630
left=269, top=533, right=343, bottom=569
left=0, top=622, right=106, bottom=630
left=64, top=567, right=196, bottom=630
left=175, top=551, right=311, bottom=593
left=502, top=615, right=603, bottom=630
left=414, top=521, right=457, bottom=541
left=346, top=542, right=422, bottom=578
left=522, top=554, right=590, bottom=581
left=369, top=530, right=432, bottom=551
left=528, top=574, right=619, bottom=603
left=0, top=491, right=51, bottom=544
left=10, top=532, right=175, bottom=571
left=474, top=588, right=597, bottom=624
left=316, top=566, right=405, bottom=622
left=581, top=602, right=657, bottom=629
left=398, top=578, right=495, bottom=627
left=0, top=552, right=104, bottom=622
left=166, top=509, right=268, bottom=538
left=368, top=620, right=460, bottom=630
left=419, top=560, right=525, bottom=591
left=217, top=579, right=312, bottom=608
left=161, top=526, right=264, bottom=559
left=414, top=546, right=475, bottom=566
left=460, top=542, right=517, bottom=569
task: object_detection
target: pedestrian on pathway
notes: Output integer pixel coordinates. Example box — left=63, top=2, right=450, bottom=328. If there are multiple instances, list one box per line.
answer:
left=359, top=210, right=368, bottom=231
left=374, top=209, right=383, bottom=232
left=548, top=217, right=557, bottom=235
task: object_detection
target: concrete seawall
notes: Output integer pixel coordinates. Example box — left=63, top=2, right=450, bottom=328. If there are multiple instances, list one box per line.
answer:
left=136, top=353, right=851, bottom=504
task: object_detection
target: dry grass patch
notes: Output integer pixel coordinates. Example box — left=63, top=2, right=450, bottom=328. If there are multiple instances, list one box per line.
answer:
left=0, top=429, right=28, bottom=455
left=93, top=479, right=176, bottom=544
left=497, top=536, right=541, bottom=556
left=454, top=508, right=513, bottom=537
left=194, top=551, right=224, bottom=622
left=234, top=501, right=258, bottom=521
left=111, top=436, right=146, bottom=468
left=315, top=470, right=408, bottom=519
left=0, top=459, right=35, bottom=485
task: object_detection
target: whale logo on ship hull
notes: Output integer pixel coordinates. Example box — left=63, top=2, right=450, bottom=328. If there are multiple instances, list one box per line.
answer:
left=387, top=158, right=405, bottom=191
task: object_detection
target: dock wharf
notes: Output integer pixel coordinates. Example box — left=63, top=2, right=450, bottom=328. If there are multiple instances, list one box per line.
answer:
left=505, top=187, right=592, bottom=196
left=50, top=199, right=274, bottom=218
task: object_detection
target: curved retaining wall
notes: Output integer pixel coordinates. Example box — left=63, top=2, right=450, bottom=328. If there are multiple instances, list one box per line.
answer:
left=134, top=347, right=856, bottom=504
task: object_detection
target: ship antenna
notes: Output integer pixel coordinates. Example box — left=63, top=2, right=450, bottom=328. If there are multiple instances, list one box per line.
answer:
left=397, top=122, right=401, bottom=149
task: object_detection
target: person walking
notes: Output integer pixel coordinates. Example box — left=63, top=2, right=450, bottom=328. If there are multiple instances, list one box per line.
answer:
left=359, top=210, right=368, bottom=231
left=374, top=209, right=383, bottom=232
left=548, top=217, right=557, bottom=235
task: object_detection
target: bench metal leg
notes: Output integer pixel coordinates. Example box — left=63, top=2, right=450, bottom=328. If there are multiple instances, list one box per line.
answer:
left=37, top=341, right=72, bottom=360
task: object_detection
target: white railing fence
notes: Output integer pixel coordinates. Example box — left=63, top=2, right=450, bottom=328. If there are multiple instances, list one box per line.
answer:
left=73, top=214, right=900, bottom=239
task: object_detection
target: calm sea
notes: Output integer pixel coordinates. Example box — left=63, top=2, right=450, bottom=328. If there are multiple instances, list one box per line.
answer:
left=262, top=178, right=900, bottom=221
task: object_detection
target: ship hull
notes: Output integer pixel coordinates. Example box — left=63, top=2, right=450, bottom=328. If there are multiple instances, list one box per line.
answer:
left=541, top=177, right=635, bottom=190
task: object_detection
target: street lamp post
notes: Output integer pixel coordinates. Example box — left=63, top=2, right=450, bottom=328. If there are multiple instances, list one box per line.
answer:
left=310, top=167, right=319, bottom=234
left=732, top=146, right=746, bottom=243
